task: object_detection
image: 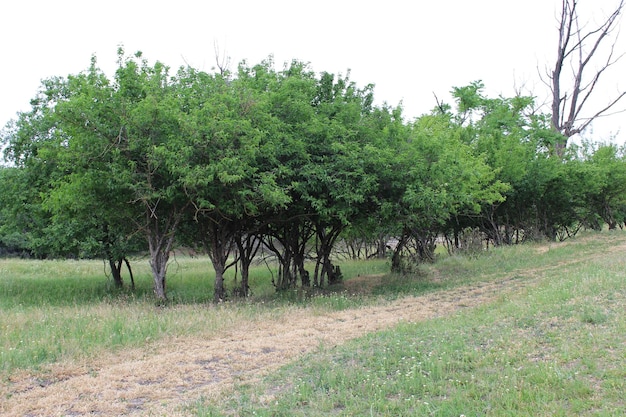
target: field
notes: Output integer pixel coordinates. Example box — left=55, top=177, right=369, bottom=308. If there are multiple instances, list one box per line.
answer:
left=1, top=231, right=625, bottom=416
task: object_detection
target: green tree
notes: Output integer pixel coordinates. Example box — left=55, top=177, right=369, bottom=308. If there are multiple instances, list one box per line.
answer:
left=41, top=59, right=142, bottom=285
left=170, top=64, right=289, bottom=301
left=445, top=82, right=580, bottom=244
left=1, top=77, right=73, bottom=258
left=304, top=71, right=379, bottom=286
left=578, top=142, right=626, bottom=229
left=389, top=107, right=506, bottom=271
left=2, top=50, right=189, bottom=300
left=0, top=166, right=45, bottom=256
left=111, top=51, right=191, bottom=300
left=255, top=63, right=384, bottom=288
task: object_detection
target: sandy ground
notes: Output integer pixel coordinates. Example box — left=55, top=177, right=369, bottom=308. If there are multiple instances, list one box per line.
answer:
left=1, top=272, right=537, bottom=416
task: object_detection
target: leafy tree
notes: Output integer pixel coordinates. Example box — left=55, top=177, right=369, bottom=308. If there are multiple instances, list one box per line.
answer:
left=40, top=59, right=143, bottom=285
left=2, top=50, right=189, bottom=300
left=388, top=106, right=506, bottom=271
left=577, top=142, right=626, bottom=229
left=345, top=104, right=410, bottom=260
left=443, top=82, right=584, bottom=244
left=170, top=64, right=289, bottom=301
left=1, top=77, right=74, bottom=258
left=304, top=71, right=379, bottom=286
left=0, top=166, right=44, bottom=256
left=256, top=60, right=321, bottom=289
left=110, top=50, right=192, bottom=301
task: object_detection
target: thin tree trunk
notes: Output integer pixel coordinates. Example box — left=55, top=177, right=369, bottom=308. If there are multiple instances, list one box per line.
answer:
left=240, top=264, right=250, bottom=296
left=124, top=257, right=135, bottom=290
left=391, top=230, right=409, bottom=273
left=235, top=233, right=260, bottom=297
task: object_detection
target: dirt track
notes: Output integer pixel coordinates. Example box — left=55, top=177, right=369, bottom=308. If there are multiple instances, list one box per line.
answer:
left=1, top=272, right=537, bottom=417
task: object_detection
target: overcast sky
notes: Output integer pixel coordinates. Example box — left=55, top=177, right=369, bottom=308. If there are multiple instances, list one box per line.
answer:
left=2, top=0, right=625, bottom=144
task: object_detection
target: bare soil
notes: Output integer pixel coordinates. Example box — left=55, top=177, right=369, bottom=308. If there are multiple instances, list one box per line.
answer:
left=1, top=270, right=541, bottom=417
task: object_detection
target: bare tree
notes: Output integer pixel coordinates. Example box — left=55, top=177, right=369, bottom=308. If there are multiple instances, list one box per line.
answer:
left=546, top=0, right=626, bottom=155
left=213, top=40, right=231, bottom=76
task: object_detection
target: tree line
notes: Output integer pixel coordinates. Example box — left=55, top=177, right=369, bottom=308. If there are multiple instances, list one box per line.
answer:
left=1, top=49, right=626, bottom=302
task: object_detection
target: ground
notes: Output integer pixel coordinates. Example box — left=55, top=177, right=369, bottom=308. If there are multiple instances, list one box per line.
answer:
left=1, top=270, right=539, bottom=417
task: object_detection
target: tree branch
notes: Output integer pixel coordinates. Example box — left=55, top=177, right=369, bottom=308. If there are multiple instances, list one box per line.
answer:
left=546, top=0, right=625, bottom=148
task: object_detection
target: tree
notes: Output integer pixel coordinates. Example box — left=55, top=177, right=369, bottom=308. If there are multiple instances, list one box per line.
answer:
left=389, top=107, right=506, bottom=270
left=250, top=60, right=321, bottom=290
left=41, top=60, right=143, bottom=286
left=547, top=0, right=626, bottom=154
left=0, top=166, right=44, bottom=257
left=1, top=77, right=74, bottom=259
left=446, top=81, right=589, bottom=243
left=578, top=142, right=626, bottom=229
left=2, top=50, right=189, bottom=301
left=171, top=61, right=291, bottom=301
left=304, top=70, right=379, bottom=286
left=112, top=51, right=191, bottom=301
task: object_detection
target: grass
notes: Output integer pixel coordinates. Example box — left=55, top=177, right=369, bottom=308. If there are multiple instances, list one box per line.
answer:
left=2, top=230, right=626, bottom=415
left=194, top=231, right=626, bottom=416
left=0, top=256, right=388, bottom=375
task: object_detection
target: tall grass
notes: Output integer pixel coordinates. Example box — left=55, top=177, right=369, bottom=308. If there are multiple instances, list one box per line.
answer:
left=195, top=230, right=626, bottom=416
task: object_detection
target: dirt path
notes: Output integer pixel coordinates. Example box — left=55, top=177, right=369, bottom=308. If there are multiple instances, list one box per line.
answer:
left=2, top=270, right=540, bottom=417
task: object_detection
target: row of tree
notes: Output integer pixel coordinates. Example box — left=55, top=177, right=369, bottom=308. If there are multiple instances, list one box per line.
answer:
left=1, top=46, right=625, bottom=302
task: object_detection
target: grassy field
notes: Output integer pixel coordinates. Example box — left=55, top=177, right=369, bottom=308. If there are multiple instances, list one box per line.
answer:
left=0, top=254, right=388, bottom=375
left=193, top=231, right=626, bottom=416
left=1, top=230, right=626, bottom=416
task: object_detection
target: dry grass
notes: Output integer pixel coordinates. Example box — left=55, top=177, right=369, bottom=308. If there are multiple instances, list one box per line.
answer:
left=2, top=231, right=625, bottom=416
left=1, top=273, right=531, bottom=416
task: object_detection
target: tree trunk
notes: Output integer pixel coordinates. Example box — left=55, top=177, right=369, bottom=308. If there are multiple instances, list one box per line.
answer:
left=390, top=230, right=409, bottom=273
left=123, top=257, right=135, bottom=290
left=376, top=236, right=387, bottom=259
left=313, top=224, right=343, bottom=286
left=213, top=267, right=226, bottom=302
left=200, top=219, right=237, bottom=303
left=103, top=226, right=123, bottom=288
left=147, top=226, right=177, bottom=302
left=143, top=206, right=183, bottom=302
left=234, top=233, right=261, bottom=297
left=240, top=263, right=250, bottom=297
left=108, top=257, right=124, bottom=288
left=149, top=246, right=169, bottom=301
left=151, top=264, right=167, bottom=301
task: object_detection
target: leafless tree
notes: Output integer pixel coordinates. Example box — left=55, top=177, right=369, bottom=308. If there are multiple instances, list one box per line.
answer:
left=213, top=40, right=231, bottom=76
left=545, top=0, right=625, bottom=155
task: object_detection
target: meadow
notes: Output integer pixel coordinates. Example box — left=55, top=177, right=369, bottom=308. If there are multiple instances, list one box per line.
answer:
left=0, top=254, right=388, bottom=375
left=1, top=230, right=625, bottom=416
left=194, top=231, right=626, bottom=416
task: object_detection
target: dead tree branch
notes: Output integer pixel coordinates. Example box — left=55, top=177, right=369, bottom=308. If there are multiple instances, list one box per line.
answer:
left=546, top=0, right=625, bottom=154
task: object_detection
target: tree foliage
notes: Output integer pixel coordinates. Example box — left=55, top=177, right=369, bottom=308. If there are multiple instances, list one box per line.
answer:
left=2, top=50, right=626, bottom=302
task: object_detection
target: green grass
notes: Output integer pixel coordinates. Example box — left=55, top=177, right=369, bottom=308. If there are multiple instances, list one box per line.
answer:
left=194, top=231, right=626, bottom=416
left=0, top=255, right=388, bottom=375
left=2, top=230, right=626, bottom=415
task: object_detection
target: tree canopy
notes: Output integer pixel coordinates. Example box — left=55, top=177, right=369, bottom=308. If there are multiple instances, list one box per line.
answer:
left=2, top=49, right=625, bottom=301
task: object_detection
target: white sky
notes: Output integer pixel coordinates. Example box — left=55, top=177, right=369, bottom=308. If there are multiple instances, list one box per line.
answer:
left=1, top=0, right=625, bottom=144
